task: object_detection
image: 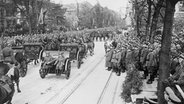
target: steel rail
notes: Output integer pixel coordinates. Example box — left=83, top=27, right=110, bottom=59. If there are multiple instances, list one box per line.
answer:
left=46, top=56, right=105, bottom=104
left=96, top=71, right=113, bottom=104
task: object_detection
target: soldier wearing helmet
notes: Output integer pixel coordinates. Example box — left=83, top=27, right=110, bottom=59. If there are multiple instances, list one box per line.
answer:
left=105, top=39, right=117, bottom=71
left=111, top=42, right=122, bottom=76
left=55, top=52, right=65, bottom=74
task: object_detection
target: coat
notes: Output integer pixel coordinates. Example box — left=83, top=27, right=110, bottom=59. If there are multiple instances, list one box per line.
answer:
left=111, top=49, right=122, bottom=63
left=55, top=55, right=65, bottom=70
left=125, top=50, right=136, bottom=65
left=140, top=48, right=149, bottom=65
left=2, top=47, right=15, bottom=63
left=169, top=66, right=184, bottom=91
left=120, top=49, right=127, bottom=66
left=105, top=49, right=114, bottom=67
left=146, top=51, right=157, bottom=67
left=2, top=47, right=13, bottom=58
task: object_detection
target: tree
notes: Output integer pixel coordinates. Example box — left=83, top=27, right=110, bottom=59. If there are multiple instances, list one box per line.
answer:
left=158, top=0, right=181, bottom=104
left=13, top=0, right=41, bottom=33
left=78, top=1, right=93, bottom=29
left=145, top=0, right=152, bottom=38
left=149, top=0, right=165, bottom=43
left=46, top=4, right=66, bottom=27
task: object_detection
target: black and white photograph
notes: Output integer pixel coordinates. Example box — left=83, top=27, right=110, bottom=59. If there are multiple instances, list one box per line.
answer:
left=0, top=0, right=184, bottom=104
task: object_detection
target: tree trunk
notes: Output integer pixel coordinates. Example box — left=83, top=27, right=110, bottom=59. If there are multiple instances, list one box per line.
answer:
left=145, top=0, right=151, bottom=40
left=158, top=0, right=178, bottom=104
left=134, top=0, right=141, bottom=37
left=32, top=0, right=38, bottom=33
left=24, top=0, right=32, bottom=34
left=28, top=16, right=32, bottom=34
left=149, top=0, right=164, bottom=44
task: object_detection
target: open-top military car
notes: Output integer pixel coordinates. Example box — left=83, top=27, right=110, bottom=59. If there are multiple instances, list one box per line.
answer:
left=60, top=43, right=86, bottom=69
left=39, top=47, right=71, bottom=79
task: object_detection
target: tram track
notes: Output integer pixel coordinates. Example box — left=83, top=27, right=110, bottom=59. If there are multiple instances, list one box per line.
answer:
left=45, top=56, right=105, bottom=104
left=97, top=71, right=113, bottom=104
left=97, top=72, right=120, bottom=104
left=51, top=63, right=120, bottom=104
left=111, top=77, right=120, bottom=104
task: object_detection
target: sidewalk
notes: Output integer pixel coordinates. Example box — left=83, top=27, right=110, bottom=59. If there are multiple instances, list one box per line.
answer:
left=131, top=78, right=158, bottom=103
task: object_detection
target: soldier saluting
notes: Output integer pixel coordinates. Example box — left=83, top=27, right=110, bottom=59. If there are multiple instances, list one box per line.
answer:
left=105, top=39, right=117, bottom=71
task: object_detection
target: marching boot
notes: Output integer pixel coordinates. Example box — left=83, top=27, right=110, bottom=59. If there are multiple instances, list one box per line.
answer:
left=146, top=79, right=153, bottom=84
left=143, top=68, right=148, bottom=79
left=121, top=66, right=126, bottom=73
left=143, top=73, right=148, bottom=79
left=116, top=68, right=121, bottom=76
left=106, top=67, right=111, bottom=71
left=112, top=68, right=116, bottom=72
left=116, top=71, right=121, bottom=76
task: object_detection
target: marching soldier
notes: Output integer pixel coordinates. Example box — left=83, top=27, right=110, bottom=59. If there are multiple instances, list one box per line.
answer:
left=105, top=39, right=117, bottom=71
left=146, top=47, right=158, bottom=84
left=105, top=40, right=114, bottom=71
left=140, top=44, right=149, bottom=79
left=125, top=45, right=136, bottom=69
left=120, top=46, right=127, bottom=72
left=111, top=43, right=122, bottom=76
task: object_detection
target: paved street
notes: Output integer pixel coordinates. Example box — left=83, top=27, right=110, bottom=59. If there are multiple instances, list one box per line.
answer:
left=12, top=42, right=125, bottom=104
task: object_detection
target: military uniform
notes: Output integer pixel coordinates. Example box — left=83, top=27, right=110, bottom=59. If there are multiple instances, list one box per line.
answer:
left=140, top=47, right=149, bottom=78
left=125, top=49, right=136, bottom=69
left=120, top=48, right=127, bottom=72
left=55, top=53, right=65, bottom=73
left=105, top=43, right=114, bottom=71
left=134, top=48, right=142, bottom=70
left=43, top=52, right=54, bottom=63
left=2, top=46, right=15, bottom=64
left=146, top=49, right=158, bottom=84
left=111, top=48, right=122, bottom=76
left=0, top=56, right=14, bottom=96
left=164, top=64, right=184, bottom=103
left=170, top=58, right=180, bottom=75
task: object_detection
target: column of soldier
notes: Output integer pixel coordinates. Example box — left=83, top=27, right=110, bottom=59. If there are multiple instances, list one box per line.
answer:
left=1, top=33, right=86, bottom=49
left=1, top=27, right=118, bottom=48
left=105, top=30, right=162, bottom=84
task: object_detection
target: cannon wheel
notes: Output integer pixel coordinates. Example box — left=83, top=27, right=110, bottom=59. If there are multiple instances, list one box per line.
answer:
left=65, top=58, right=71, bottom=79
left=77, top=51, right=81, bottom=69
left=20, top=64, right=28, bottom=77
left=39, top=68, right=46, bottom=79
left=39, top=63, right=47, bottom=79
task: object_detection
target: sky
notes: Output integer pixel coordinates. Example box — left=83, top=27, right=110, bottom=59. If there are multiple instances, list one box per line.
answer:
left=51, top=0, right=128, bottom=14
